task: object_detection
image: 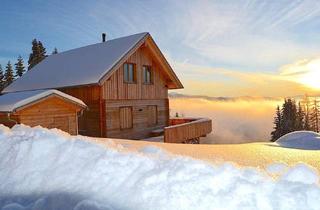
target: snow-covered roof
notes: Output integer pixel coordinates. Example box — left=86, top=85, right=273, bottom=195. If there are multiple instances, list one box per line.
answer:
left=3, top=32, right=150, bottom=93
left=0, top=89, right=87, bottom=113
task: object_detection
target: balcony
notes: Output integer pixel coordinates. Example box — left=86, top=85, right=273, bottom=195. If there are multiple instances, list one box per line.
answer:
left=148, top=117, right=212, bottom=143
left=164, top=118, right=212, bottom=143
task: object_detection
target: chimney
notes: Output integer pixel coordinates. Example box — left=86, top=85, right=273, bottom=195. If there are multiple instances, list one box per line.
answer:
left=102, top=33, right=106, bottom=42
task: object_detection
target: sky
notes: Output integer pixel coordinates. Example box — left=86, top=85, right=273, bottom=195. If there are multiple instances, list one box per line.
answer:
left=1, top=0, right=320, bottom=97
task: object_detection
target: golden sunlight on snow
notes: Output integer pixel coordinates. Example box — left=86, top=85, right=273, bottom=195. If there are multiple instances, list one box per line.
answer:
left=92, top=138, right=320, bottom=173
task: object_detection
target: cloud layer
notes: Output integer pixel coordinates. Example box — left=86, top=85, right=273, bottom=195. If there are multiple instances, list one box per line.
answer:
left=169, top=95, right=282, bottom=144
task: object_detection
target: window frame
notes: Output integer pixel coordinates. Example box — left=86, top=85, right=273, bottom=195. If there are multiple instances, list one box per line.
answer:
left=123, top=63, right=136, bottom=84
left=142, top=65, right=153, bottom=85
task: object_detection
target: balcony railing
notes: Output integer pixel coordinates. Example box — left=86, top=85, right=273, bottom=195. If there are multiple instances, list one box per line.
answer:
left=164, top=117, right=212, bottom=143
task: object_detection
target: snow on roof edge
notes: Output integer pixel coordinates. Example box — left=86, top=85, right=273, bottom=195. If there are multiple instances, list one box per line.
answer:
left=7, top=90, right=87, bottom=113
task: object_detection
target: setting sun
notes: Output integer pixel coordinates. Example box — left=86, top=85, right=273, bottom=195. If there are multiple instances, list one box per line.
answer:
left=299, top=60, right=320, bottom=89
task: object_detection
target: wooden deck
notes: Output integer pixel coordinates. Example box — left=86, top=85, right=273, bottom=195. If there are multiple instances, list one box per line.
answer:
left=164, top=117, right=212, bottom=143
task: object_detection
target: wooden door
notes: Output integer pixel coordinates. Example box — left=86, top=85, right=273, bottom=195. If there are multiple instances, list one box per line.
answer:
left=120, top=106, right=133, bottom=129
left=147, top=105, right=157, bottom=126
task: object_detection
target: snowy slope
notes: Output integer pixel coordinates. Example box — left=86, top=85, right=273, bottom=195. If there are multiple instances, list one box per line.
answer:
left=0, top=125, right=320, bottom=210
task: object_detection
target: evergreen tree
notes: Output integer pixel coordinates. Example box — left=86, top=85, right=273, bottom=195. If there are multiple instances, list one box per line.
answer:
left=38, top=41, right=47, bottom=58
left=271, top=105, right=282, bottom=141
left=28, top=39, right=39, bottom=70
left=310, top=99, right=320, bottom=132
left=0, top=64, right=4, bottom=91
left=301, top=94, right=311, bottom=130
left=304, top=113, right=311, bottom=130
left=296, top=102, right=304, bottom=130
left=281, top=98, right=297, bottom=134
left=28, top=39, right=47, bottom=70
left=15, top=55, right=25, bottom=77
left=52, top=47, right=58, bottom=54
left=4, top=61, right=14, bottom=87
left=271, top=98, right=304, bottom=141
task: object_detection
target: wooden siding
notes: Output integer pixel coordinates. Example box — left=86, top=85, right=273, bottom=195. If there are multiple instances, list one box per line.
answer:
left=164, top=118, right=212, bottom=143
left=106, top=99, right=169, bottom=139
left=102, top=46, right=168, bottom=100
left=59, top=86, right=106, bottom=137
left=16, top=96, right=81, bottom=135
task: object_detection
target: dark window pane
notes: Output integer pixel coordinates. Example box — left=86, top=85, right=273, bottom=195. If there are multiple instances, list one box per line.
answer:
left=143, top=66, right=146, bottom=83
left=143, top=66, right=152, bottom=84
left=129, top=64, right=133, bottom=82
left=124, top=64, right=128, bottom=82
left=146, top=70, right=150, bottom=83
left=124, top=63, right=135, bottom=83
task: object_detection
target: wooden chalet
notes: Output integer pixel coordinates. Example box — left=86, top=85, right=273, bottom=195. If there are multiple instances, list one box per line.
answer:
left=1, top=32, right=212, bottom=143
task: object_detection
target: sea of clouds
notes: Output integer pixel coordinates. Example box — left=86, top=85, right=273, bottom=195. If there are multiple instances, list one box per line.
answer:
left=169, top=94, right=282, bottom=144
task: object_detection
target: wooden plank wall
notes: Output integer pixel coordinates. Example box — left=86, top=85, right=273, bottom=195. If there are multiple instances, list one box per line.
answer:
left=59, top=86, right=105, bottom=137
left=16, top=97, right=79, bottom=135
left=105, top=99, right=168, bottom=139
left=101, top=44, right=170, bottom=139
left=102, top=46, right=168, bottom=100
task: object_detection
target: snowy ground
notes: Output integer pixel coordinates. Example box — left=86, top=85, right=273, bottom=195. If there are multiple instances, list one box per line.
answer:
left=0, top=125, right=320, bottom=210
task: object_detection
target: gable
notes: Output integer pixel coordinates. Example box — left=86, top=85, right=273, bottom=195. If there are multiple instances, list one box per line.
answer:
left=102, top=45, right=169, bottom=100
left=0, top=89, right=86, bottom=113
left=15, top=95, right=83, bottom=114
left=100, top=35, right=183, bottom=89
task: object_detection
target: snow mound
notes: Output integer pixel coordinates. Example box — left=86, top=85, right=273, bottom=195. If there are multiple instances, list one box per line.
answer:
left=139, top=145, right=168, bottom=156
left=266, top=163, right=288, bottom=176
left=0, top=125, right=320, bottom=210
left=281, top=163, right=320, bottom=184
left=276, top=131, right=320, bottom=150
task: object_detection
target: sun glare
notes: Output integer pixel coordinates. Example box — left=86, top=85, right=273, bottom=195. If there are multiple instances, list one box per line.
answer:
left=298, top=61, right=320, bottom=89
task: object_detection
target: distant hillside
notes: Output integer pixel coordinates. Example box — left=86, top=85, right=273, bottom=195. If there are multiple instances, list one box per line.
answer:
left=169, top=92, right=320, bottom=102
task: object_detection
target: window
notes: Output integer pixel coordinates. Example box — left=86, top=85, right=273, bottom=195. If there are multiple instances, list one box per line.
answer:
left=143, top=65, right=152, bottom=84
left=123, top=63, right=136, bottom=83
left=147, top=105, right=157, bottom=126
left=120, top=107, right=133, bottom=129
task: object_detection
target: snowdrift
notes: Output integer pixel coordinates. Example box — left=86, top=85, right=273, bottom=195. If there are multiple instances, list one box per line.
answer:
left=0, top=125, right=320, bottom=210
left=276, top=131, right=320, bottom=150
